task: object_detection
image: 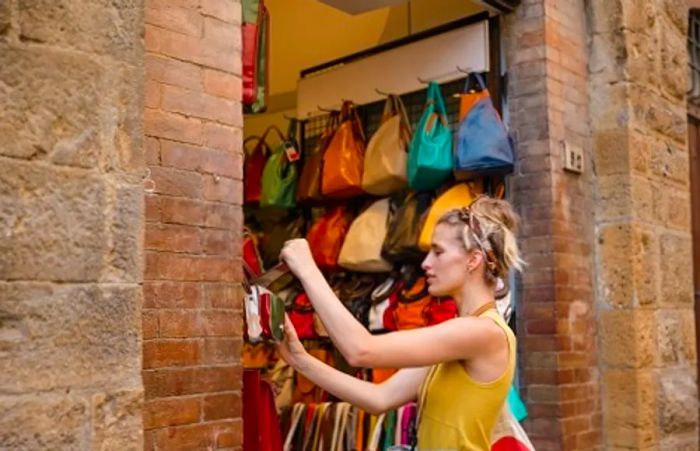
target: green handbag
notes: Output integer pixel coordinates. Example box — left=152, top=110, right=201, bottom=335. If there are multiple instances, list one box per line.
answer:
left=407, top=81, right=453, bottom=191
left=260, top=142, right=297, bottom=209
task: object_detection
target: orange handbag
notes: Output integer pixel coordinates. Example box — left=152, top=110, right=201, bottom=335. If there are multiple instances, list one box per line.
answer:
left=293, top=347, right=334, bottom=404
left=393, top=276, right=432, bottom=330
left=306, top=206, right=353, bottom=270
left=459, top=74, right=491, bottom=122
left=321, top=101, right=366, bottom=199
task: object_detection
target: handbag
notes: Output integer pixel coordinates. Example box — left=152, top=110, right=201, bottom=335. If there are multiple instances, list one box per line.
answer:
left=381, top=191, right=433, bottom=263
left=259, top=214, right=304, bottom=269
left=321, top=101, right=366, bottom=198
left=368, top=276, right=399, bottom=332
left=243, top=227, right=264, bottom=276
left=426, top=297, right=458, bottom=325
left=288, top=292, right=317, bottom=339
left=362, top=95, right=411, bottom=195
left=458, top=73, right=491, bottom=122
left=306, top=206, right=352, bottom=270
left=243, top=369, right=284, bottom=451
left=260, top=142, right=298, bottom=209
left=247, top=0, right=269, bottom=113
left=490, top=403, right=536, bottom=451
left=338, top=198, right=393, bottom=272
left=393, top=276, right=432, bottom=330
left=243, top=135, right=267, bottom=204
left=418, top=182, right=481, bottom=251
left=297, top=112, right=340, bottom=203
left=245, top=285, right=285, bottom=343
left=268, top=359, right=295, bottom=411
left=454, top=74, right=514, bottom=179
left=241, top=0, right=260, bottom=105
left=407, top=81, right=453, bottom=191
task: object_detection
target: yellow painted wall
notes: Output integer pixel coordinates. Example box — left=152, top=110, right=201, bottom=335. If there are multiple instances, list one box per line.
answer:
left=245, top=0, right=485, bottom=139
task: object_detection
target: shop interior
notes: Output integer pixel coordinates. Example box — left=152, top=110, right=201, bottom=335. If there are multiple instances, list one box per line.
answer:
left=240, top=1, right=523, bottom=449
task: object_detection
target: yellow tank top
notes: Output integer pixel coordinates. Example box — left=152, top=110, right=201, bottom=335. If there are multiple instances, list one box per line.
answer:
left=417, top=309, right=516, bottom=450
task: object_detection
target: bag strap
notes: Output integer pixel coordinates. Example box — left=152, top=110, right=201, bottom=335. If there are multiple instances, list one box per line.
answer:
left=463, top=72, right=487, bottom=93
left=244, top=135, right=269, bottom=157
left=379, top=96, right=395, bottom=125
left=260, top=124, right=288, bottom=144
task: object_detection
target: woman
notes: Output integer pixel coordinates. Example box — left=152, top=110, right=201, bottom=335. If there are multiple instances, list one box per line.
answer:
left=278, top=195, right=524, bottom=450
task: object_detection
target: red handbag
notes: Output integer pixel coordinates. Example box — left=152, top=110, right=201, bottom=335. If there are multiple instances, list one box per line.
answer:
left=244, top=126, right=287, bottom=204
left=306, top=206, right=352, bottom=270
left=288, top=292, right=317, bottom=339
left=242, top=22, right=259, bottom=105
left=243, top=228, right=264, bottom=276
left=243, top=369, right=283, bottom=451
left=393, top=276, right=432, bottom=330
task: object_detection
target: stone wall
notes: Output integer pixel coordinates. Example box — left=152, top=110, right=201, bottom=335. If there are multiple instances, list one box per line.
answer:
left=505, top=0, right=602, bottom=449
left=0, top=1, right=145, bottom=450
left=588, top=0, right=699, bottom=448
left=142, top=0, right=245, bottom=449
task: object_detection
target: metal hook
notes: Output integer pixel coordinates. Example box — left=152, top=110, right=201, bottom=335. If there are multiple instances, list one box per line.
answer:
left=317, top=104, right=337, bottom=113
left=283, top=113, right=297, bottom=121
left=456, top=65, right=473, bottom=74
left=375, top=88, right=393, bottom=96
left=417, top=76, right=430, bottom=85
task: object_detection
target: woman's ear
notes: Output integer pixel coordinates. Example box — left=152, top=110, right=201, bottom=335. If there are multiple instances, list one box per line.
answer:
left=466, top=250, right=483, bottom=273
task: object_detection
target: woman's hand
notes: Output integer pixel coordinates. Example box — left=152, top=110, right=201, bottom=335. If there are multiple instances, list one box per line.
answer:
left=279, top=238, right=319, bottom=281
left=277, top=315, right=309, bottom=369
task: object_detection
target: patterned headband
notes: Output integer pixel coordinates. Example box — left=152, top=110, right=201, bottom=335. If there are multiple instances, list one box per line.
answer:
left=457, top=205, right=501, bottom=276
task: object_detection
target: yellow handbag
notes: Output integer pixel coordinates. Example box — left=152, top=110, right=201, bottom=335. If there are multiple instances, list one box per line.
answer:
left=338, top=198, right=393, bottom=272
left=418, top=181, right=482, bottom=251
left=361, top=95, right=411, bottom=195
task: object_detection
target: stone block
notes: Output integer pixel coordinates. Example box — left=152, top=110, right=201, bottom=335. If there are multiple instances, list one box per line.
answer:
left=650, top=141, right=690, bottom=187
left=589, top=33, right=627, bottom=84
left=667, top=189, right=691, bottom=231
left=598, top=223, right=634, bottom=307
left=0, top=1, right=10, bottom=35
left=630, top=224, right=660, bottom=307
left=0, top=394, right=88, bottom=450
left=657, top=368, right=698, bottom=436
left=0, top=159, right=106, bottom=281
left=587, top=0, right=623, bottom=34
left=593, top=129, right=631, bottom=176
left=0, top=45, right=102, bottom=164
left=91, top=390, right=144, bottom=451
left=104, top=182, right=143, bottom=283
left=659, top=432, right=700, bottom=451
left=660, top=25, right=689, bottom=100
left=656, top=309, right=697, bottom=366
left=0, top=283, right=141, bottom=393
left=621, top=0, right=657, bottom=33
left=629, top=131, right=652, bottom=175
left=662, top=0, right=688, bottom=35
left=114, top=62, right=145, bottom=173
left=630, top=90, right=687, bottom=144
left=18, top=0, right=144, bottom=62
left=660, top=233, right=694, bottom=306
left=596, top=175, right=631, bottom=221
left=602, top=369, right=659, bottom=448
left=600, top=309, right=656, bottom=368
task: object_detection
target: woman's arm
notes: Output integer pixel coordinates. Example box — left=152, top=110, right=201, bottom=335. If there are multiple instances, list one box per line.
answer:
left=281, top=240, right=506, bottom=369
left=277, top=315, right=427, bottom=415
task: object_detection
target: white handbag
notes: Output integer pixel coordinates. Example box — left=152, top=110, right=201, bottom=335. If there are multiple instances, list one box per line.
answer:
left=338, top=198, right=393, bottom=272
left=362, top=95, right=411, bottom=195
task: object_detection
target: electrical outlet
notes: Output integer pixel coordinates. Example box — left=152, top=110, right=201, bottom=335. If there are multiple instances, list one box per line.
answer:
left=562, top=141, right=584, bottom=174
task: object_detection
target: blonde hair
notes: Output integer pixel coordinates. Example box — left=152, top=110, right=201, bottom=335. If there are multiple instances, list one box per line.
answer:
left=437, top=195, right=525, bottom=285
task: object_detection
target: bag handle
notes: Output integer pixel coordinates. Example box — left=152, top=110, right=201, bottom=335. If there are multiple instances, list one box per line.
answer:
left=244, top=135, right=269, bottom=157
left=463, top=72, right=487, bottom=93
left=260, top=124, right=288, bottom=145
left=340, top=100, right=365, bottom=143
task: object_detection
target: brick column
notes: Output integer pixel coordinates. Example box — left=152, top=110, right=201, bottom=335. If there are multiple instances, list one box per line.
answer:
left=589, top=1, right=698, bottom=448
left=505, top=1, right=602, bottom=449
left=142, top=1, right=245, bottom=449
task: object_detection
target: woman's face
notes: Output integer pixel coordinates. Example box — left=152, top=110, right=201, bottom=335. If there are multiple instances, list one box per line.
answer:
left=421, top=223, right=473, bottom=297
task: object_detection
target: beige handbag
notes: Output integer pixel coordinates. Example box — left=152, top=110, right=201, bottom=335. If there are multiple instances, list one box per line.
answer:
left=338, top=198, right=393, bottom=272
left=361, top=95, right=411, bottom=195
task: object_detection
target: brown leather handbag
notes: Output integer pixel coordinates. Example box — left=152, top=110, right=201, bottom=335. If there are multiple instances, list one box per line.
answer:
left=321, top=101, right=366, bottom=199
left=297, top=111, right=340, bottom=203
left=306, top=206, right=352, bottom=270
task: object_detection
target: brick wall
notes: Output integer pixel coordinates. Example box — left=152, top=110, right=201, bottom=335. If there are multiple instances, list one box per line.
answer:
left=505, top=1, right=602, bottom=449
left=142, top=0, right=245, bottom=450
left=589, top=1, right=699, bottom=448
left=0, top=0, right=145, bottom=449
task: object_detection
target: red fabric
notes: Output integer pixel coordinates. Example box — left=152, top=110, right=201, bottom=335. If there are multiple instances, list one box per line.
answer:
left=243, top=369, right=283, bottom=451
left=491, top=437, right=531, bottom=451
left=382, top=290, right=400, bottom=331
left=259, top=292, right=271, bottom=338
left=243, top=138, right=268, bottom=203
left=288, top=293, right=317, bottom=339
left=427, top=298, right=458, bottom=325
left=242, top=22, right=259, bottom=105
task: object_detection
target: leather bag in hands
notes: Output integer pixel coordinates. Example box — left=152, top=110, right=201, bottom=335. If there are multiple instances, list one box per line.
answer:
left=321, top=101, right=366, bottom=199
left=338, top=198, right=393, bottom=272
left=361, top=95, right=411, bottom=195
left=407, top=81, right=453, bottom=191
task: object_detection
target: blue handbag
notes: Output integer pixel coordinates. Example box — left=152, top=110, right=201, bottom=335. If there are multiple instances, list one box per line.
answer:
left=407, top=82, right=453, bottom=191
left=454, top=80, right=514, bottom=179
